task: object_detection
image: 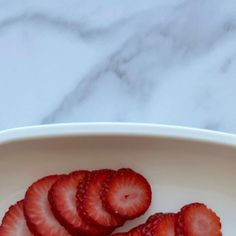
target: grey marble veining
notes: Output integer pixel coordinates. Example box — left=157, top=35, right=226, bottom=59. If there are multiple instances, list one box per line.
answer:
left=1, top=0, right=236, bottom=133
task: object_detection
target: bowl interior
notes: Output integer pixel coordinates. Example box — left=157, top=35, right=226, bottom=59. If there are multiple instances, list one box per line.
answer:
left=0, top=135, right=235, bottom=234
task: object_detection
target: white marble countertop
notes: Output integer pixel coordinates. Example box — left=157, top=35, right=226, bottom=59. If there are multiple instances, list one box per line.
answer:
left=0, top=0, right=236, bottom=133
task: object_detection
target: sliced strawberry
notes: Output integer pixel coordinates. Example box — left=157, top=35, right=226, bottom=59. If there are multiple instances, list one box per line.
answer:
left=79, top=169, right=125, bottom=228
left=176, top=202, right=222, bottom=236
left=105, top=168, right=152, bottom=219
left=49, top=171, right=110, bottom=236
left=111, top=233, right=129, bottom=236
left=24, top=175, right=71, bottom=236
left=142, top=213, right=177, bottom=236
left=0, top=200, right=33, bottom=236
left=128, top=224, right=144, bottom=236
left=175, top=213, right=183, bottom=236
left=146, top=213, right=164, bottom=224
left=112, top=224, right=144, bottom=236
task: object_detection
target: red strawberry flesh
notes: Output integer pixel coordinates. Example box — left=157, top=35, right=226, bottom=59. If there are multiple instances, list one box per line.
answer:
left=0, top=200, right=32, bottom=236
left=111, top=233, right=128, bottom=236
left=128, top=224, right=144, bottom=236
left=142, top=213, right=177, bottom=236
left=106, top=168, right=152, bottom=219
left=82, top=169, right=125, bottom=228
left=49, top=170, right=107, bottom=235
left=24, top=175, right=70, bottom=236
left=146, top=213, right=164, bottom=224
left=176, top=202, right=222, bottom=236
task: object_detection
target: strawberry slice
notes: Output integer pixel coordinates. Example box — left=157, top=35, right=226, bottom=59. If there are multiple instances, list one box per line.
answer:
left=105, top=168, right=152, bottom=219
left=128, top=224, right=144, bottom=236
left=79, top=169, right=125, bottom=228
left=49, top=171, right=109, bottom=236
left=176, top=202, right=222, bottom=236
left=0, top=200, right=33, bottom=236
left=111, top=233, right=128, bottom=236
left=112, top=224, right=144, bottom=236
left=146, top=213, right=164, bottom=224
left=142, top=213, right=177, bottom=236
left=24, top=175, right=71, bottom=236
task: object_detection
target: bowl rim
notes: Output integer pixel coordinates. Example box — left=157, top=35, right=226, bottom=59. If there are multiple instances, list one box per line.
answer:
left=0, top=123, right=236, bottom=147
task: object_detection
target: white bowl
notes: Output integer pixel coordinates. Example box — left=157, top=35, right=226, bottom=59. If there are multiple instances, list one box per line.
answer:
left=0, top=123, right=235, bottom=234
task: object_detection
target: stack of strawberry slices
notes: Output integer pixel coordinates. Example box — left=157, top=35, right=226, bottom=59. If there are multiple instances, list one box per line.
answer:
left=112, top=202, right=222, bottom=236
left=0, top=168, right=222, bottom=236
left=0, top=168, right=152, bottom=235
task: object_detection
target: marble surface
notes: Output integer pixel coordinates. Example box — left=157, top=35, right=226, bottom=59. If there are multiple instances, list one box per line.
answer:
left=1, top=0, right=236, bottom=133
